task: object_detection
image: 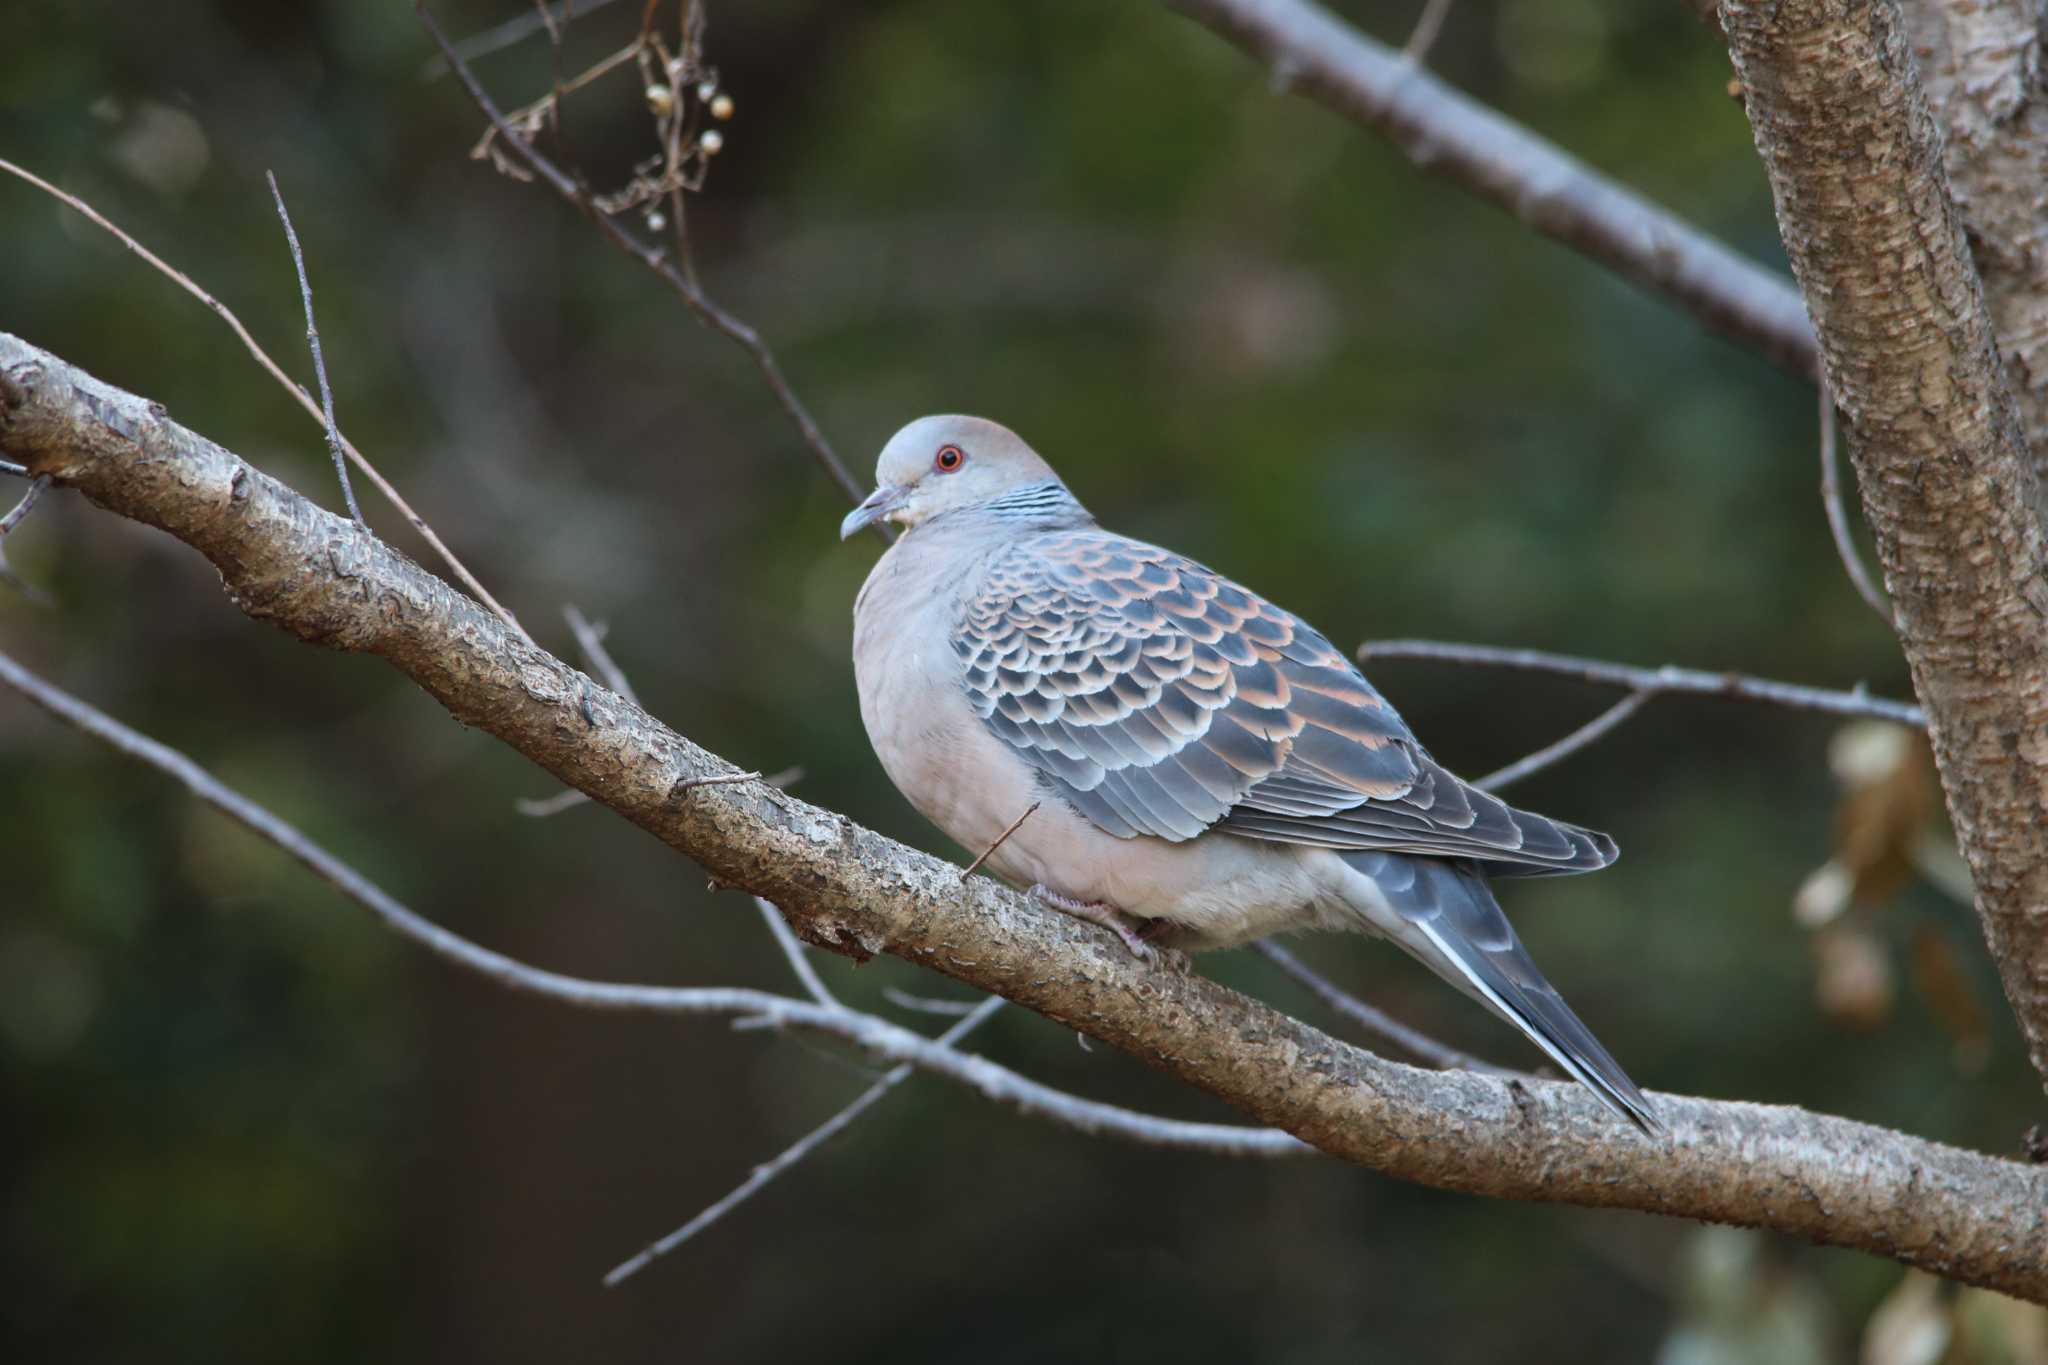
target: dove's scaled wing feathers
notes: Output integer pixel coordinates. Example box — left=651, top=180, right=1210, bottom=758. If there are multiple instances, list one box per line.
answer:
left=952, top=529, right=1616, bottom=875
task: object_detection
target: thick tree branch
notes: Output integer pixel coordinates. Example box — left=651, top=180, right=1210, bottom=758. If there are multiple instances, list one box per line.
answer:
left=2, top=330, right=2044, bottom=1299
left=1721, top=0, right=2048, bottom=1092
left=1902, top=0, right=2048, bottom=520
left=1164, top=0, right=1819, bottom=379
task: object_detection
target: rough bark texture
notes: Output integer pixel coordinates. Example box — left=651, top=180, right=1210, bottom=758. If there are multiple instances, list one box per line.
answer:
left=1722, top=0, right=2048, bottom=1094
left=3, top=330, right=2044, bottom=1299
left=1903, top=0, right=2048, bottom=517
left=1168, top=0, right=1819, bottom=378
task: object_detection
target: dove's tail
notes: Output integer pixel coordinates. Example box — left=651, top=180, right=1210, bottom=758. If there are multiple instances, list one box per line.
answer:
left=1337, top=850, right=1663, bottom=1136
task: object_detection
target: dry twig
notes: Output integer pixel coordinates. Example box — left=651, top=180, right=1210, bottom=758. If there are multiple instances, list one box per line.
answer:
left=264, top=172, right=363, bottom=526
left=0, top=155, right=530, bottom=642
left=1402, top=0, right=1455, bottom=61
left=755, top=896, right=841, bottom=1010
left=416, top=2, right=878, bottom=519
left=421, top=0, right=631, bottom=76
left=1360, top=639, right=1924, bottom=727
left=0, top=473, right=53, bottom=604
left=961, top=801, right=1040, bottom=881
left=1252, top=940, right=1510, bottom=1074
left=1472, top=690, right=1655, bottom=793
left=604, top=994, right=1008, bottom=1286
left=1818, top=379, right=1891, bottom=622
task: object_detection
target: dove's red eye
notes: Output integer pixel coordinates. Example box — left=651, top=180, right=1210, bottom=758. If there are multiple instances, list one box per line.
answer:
left=934, top=444, right=965, bottom=473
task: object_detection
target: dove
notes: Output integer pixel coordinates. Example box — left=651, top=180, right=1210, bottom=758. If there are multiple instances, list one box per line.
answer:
left=841, top=415, right=1659, bottom=1133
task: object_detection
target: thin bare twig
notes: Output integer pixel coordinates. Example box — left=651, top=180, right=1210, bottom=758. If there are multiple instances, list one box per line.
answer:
left=264, top=172, right=363, bottom=527
left=421, top=0, right=630, bottom=77
left=1473, top=690, right=1654, bottom=793
left=883, top=987, right=985, bottom=1018
left=562, top=604, right=639, bottom=703
left=1359, top=639, right=1925, bottom=728
left=0, top=473, right=54, bottom=604
left=517, top=605, right=643, bottom=816
left=1402, top=0, right=1455, bottom=61
left=0, top=156, right=531, bottom=642
left=1818, top=379, right=1891, bottom=622
left=755, top=896, right=841, bottom=1010
left=514, top=787, right=591, bottom=818
left=1252, top=940, right=1513, bottom=1074
left=961, top=801, right=1040, bottom=881
left=414, top=3, right=882, bottom=525
left=0, top=643, right=1304, bottom=1158
left=1, top=474, right=50, bottom=535
left=606, top=993, right=1008, bottom=1287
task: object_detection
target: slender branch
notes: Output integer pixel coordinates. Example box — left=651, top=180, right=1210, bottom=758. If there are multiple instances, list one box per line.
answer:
left=514, top=787, right=591, bottom=818
left=4, top=332, right=2044, bottom=1298
left=1359, top=639, right=1926, bottom=727
left=1401, top=0, right=1454, bottom=62
left=1164, top=0, right=1819, bottom=380
left=563, top=604, right=638, bottom=704
left=1818, top=380, right=1890, bottom=621
left=1473, top=690, right=1654, bottom=793
left=0, top=643, right=1300, bottom=1159
left=0, top=472, right=53, bottom=604
left=0, top=155, right=531, bottom=643
left=415, top=3, right=881, bottom=522
left=883, top=987, right=985, bottom=1018
left=961, top=801, right=1039, bottom=881
left=1722, top=0, right=2048, bottom=1091
left=1251, top=940, right=1509, bottom=1074
left=264, top=172, right=362, bottom=527
left=606, top=994, right=1008, bottom=1286
left=755, top=896, right=841, bottom=1010
left=0, top=458, right=28, bottom=477
left=1, top=473, right=49, bottom=534
left=420, top=0, right=630, bottom=76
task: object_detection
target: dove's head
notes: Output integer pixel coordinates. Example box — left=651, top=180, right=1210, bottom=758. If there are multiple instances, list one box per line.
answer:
left=840, top=415, right=1078, bottom=539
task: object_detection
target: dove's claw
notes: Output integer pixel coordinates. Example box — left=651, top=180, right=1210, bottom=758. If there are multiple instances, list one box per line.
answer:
left=1029, top=883, right=1158, bottom=959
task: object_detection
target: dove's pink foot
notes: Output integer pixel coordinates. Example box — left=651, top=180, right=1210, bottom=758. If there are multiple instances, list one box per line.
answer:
left=1030, top=883, right=1157, bottom=958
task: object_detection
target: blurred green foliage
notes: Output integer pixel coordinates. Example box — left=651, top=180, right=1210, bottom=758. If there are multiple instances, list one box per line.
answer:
left=0, top=2, right=2036, bottom=1361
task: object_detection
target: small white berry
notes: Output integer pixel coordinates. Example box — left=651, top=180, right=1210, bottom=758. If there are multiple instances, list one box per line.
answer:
left=696, top=80, right=718, bottom=102
left=644, top=84, right=674, bottom=116
left=709, top=93, right=734, bottom=120
left=645, top=210, right=667, bottom=232
left=699, top=129, right=724, bottom=155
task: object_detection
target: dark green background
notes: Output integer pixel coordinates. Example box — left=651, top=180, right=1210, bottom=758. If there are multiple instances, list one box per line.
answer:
left=1, top=2, right=2029, bottom=1360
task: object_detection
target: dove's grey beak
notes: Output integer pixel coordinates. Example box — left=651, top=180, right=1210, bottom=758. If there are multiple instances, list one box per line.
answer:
left=840, top=484, right=908, bottom=540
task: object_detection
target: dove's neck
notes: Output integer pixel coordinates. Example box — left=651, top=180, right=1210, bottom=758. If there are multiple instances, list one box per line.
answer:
left=954, top=480, right=1093, bottom=533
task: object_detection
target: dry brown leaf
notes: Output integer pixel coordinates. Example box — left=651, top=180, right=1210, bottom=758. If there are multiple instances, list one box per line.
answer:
left=1797, top=724, right=1937, bottom=928
left=1813, top=920, right=1895, bottom=1032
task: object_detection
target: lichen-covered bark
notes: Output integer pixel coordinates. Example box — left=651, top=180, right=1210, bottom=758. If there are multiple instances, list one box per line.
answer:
left=1903, top=0, right=2048, bottom=519
left=1723, top=0, right=2048, bottom=1094
left=3, top=329, right=2044, bottom=1298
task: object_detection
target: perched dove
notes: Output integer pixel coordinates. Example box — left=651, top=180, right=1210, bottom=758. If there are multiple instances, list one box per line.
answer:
left=842, top=415, right=1658, bottom=1133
